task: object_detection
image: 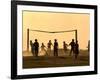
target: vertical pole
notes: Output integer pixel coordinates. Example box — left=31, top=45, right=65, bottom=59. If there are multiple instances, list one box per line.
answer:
left=75, top=30, right=77, bottom=43
left=27, top=28, right=29, bottom=51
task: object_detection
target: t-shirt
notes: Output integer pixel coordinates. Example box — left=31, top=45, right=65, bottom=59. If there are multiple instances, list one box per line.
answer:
left=34, top=42, right=39, bottom=50
left=54, top=42, right=58, bottom=49
left=69, top=42, right=75, bottom=49
left=48, top=42, right=52, bottom=48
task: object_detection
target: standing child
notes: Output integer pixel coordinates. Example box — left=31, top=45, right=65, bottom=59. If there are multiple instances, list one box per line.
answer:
left=54, top=39, right=59, bottom=57
left=47, top=40, right=53, bottom=55
left=63, top=41, right=68, bottom=54
left=74, top=41, right=79, bottom=59
left=69, top=39, right=76, bottom=56
left=34, top=39, right=39, bottom=57
left=40, top=43, right=48, bottom=56
left=30, top=40, right=34, bottom=56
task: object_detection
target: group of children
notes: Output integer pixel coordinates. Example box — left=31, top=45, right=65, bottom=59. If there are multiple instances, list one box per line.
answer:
left=30, top=39, right=79, bottom=59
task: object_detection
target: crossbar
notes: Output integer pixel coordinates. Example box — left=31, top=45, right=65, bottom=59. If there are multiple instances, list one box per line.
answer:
left=29, top=29, right=76, bottom=33
left=27, top=28, right=78, bottom=51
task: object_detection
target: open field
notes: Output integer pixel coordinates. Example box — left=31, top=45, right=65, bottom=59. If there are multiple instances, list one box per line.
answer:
left=23, top=49, right=89, bottom=69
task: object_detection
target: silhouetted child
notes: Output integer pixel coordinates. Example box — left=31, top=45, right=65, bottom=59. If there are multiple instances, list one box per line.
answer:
left=34, top=39, right=39, bottom=57
left=88, top=40, right=90, bottom=52
left=47, top=40, right=53, bottom=55
left=69, top=39, right=76, bottom=56
left=40, top=43, right=48, bottom=56
left=30, top=40, right=32, bottom=53
left=30, top=40, right=34, bottom=56
left=54, top=39, right=58, bottom=57
left=63, top=41, right=68, bottom=54
left=74, top=41, right=79, bottom=59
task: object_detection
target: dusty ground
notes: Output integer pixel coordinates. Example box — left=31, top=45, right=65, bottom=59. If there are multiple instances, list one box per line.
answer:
left=23, top=49, right=89, bottom=69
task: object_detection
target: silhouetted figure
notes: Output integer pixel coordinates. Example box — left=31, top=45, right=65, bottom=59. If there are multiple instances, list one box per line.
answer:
left=30, top=40, right=33, bottom=53
left=54, top=39, right=58, bottom=57
left=74, top=41, right=79, bottom=59
left=69, top=39, right=75, bottom=56
left=88, top=40, right=90, bottom=52
left=63, top=41, right=68, bottom=54
left=30, top=40, right=35, bottom=56
left=34, top=39, right=39, bottom=57
left=47, top=40, right=53, bottom=55
left=40, top=43, right=48, bottom=56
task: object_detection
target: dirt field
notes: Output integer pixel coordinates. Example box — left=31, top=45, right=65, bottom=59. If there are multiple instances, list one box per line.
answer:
left=23, top=49, right=89, bottom=69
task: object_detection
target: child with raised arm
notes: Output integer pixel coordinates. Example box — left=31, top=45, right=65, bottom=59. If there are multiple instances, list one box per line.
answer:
left=40, top=43, right=48, bottom=56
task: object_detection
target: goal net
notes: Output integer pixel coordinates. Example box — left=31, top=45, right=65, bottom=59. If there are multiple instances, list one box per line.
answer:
left=26, top=29, right=77, bottom=56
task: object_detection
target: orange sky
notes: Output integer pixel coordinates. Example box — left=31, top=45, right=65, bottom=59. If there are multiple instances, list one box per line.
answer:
left=22, top=11, right=90, bottom=51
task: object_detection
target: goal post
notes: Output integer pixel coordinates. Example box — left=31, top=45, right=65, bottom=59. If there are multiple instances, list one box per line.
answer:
left=27, top=28, right=78, bottom=51
left=27, top=28, right=29, bottom=51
